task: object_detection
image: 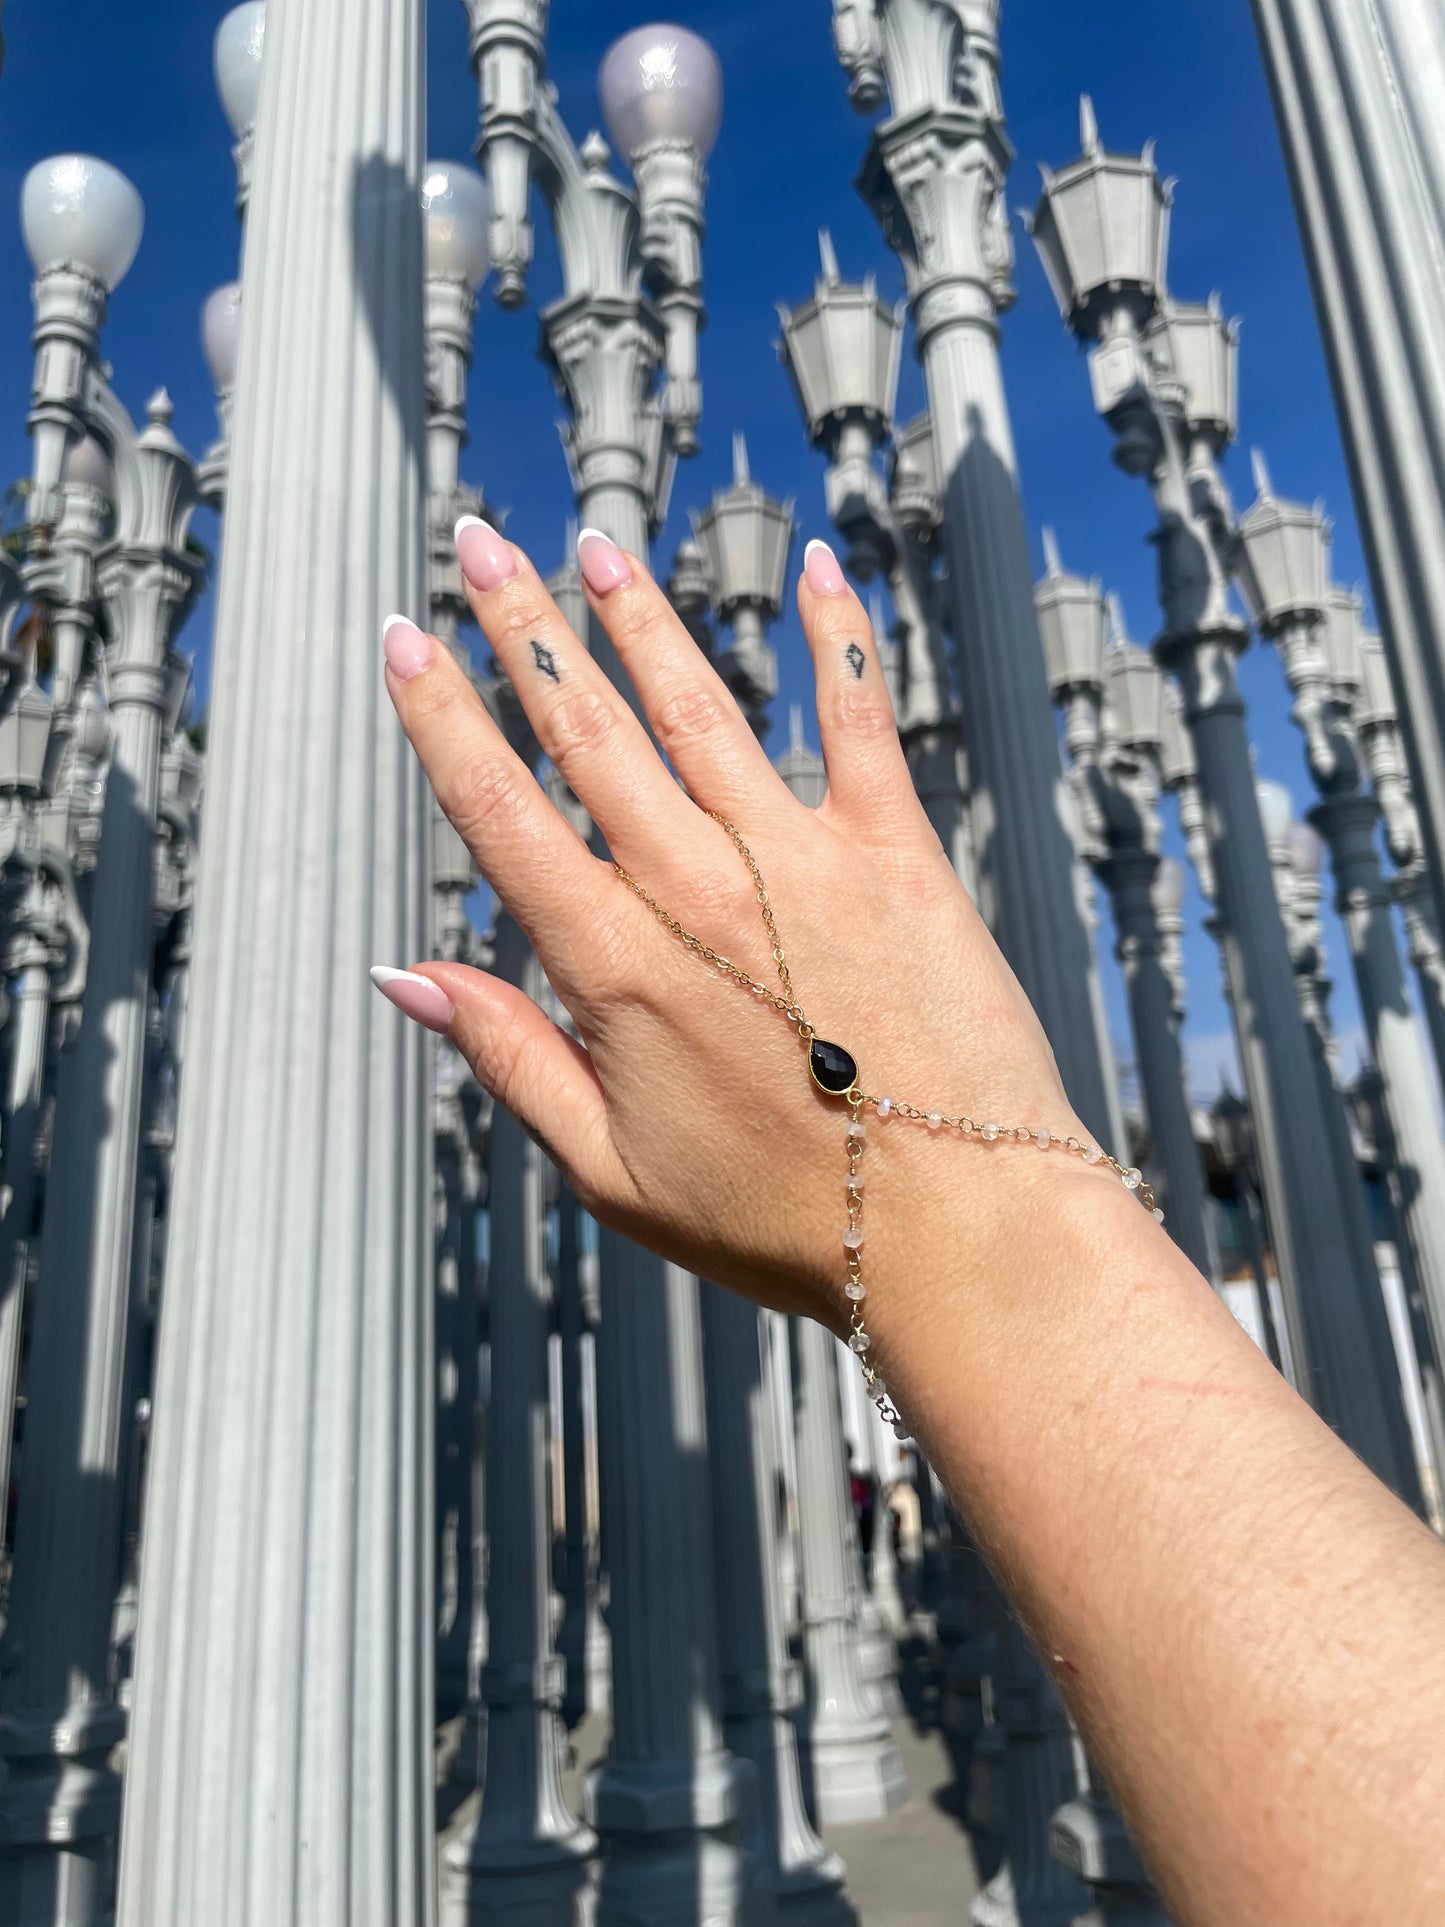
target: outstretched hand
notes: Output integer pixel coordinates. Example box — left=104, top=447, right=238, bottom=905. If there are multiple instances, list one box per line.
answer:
left=378, top=520, right=1088, bottom=1332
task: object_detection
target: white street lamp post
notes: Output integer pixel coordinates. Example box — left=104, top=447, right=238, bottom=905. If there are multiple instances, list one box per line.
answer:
left=1030, top=105, right=1423, bottom=1506
left=832, top=0, right=1123, bottom=1155
left=1035, top=539, right=1219, bottom=1285
left=1246, top=0, right=1445, bottom=942
left=464, top=15, right=754, bottom=1921
left=116, top=0, right=435, bottom=1919
left=1237, top=466, right=1445, bottom=1423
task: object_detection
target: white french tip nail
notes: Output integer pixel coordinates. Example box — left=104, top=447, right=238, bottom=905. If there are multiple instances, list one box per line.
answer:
left=454, top=514, right=490, bottom=541
left=370, top=965, right=428, bottom=991
left=382, top=613, right=414, bottom=638
left=577, top=526, right=609, bottom=550
left=804, top=538, right=834, bottom=561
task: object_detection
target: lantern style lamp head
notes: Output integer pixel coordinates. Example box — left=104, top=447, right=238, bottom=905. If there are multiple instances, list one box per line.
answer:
left=1105, top=633, right=1165, bottom=756
left=1155, top=854, right=1187, bottom=918
left=22, top=154, right=144, bottom=292
left=421, top=162, right=490, bottom=291
left=0, top=658, right=55, bottom=798
left=599, top=24, right=723, bottom=163
left=1148, top=295, right=1238, bottom=454
left=1157, top=682, right=1197, bottom=791
left=1354, top=628, right=1398, bottom=731
left=214, top=2, right=267, bottom=138
left=1321, top=584, right=1365, bottom=695
left=201, top=282, right=242, bottom=394
left=1027, top=97, right=1173, bottom=343
left=72, top=681, right=112, bottom=763
left=1236, top=451, right=1330, bottom=638
left=778, top=232, right=903, bottom=451
left=691, top=435, right=795, bottom=625
left=1034, top=528, right=1108, bottom=701
left=889, top=413, right=942, bottom=536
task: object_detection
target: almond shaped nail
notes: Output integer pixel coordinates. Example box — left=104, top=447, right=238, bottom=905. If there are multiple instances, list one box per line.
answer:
left=370, top=964, right=455, bottom=1034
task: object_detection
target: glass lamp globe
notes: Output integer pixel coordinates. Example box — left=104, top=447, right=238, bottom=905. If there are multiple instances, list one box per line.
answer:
left=63, top=434, right=114, bottom=496
left=201, top=283, right=242, bottom=392
left=1287, top=820, right=1326, bottom=879
left=214, top=2, right=267, bottom=138
left=599, top=25, right=723, bottom=162
left=1256, top=777, right=1293, bottom=854
left=421, top=162, right=489, bottom=290
left=21, top=155, right=144, bottom=291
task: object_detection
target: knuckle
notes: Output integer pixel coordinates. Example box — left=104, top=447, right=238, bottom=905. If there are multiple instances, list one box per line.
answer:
left=545, top=687, right=619, bottom=769
left=487, top=587, right=556, bottom=654
left=683, top=864, right=754, bottom=931
left=577, top=902, right=644, bottom=1001
left=826, top=681, right=897, bottom=741
left=406, top=661, right=468, bottom=723
left=440, top=755, right=531, bottom=845
left=651, top=681, right=732, bottom=761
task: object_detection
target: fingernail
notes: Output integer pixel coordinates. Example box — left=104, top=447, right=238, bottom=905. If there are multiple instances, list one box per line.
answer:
left=370, top=965, right=455, bottom=1034
left=383, top=614, right=434, bottom=681
left=456, top=515, right=517, bottom=592
left=804, top=538, right=847, bottom=597
left=577, top=527, right=633, bottom=595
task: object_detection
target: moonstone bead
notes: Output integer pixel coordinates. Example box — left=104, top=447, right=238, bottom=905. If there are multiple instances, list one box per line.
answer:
left=848, top=1331, right=871, bottom=1353
left=926, top=1111, right=943, bottom=1131
left=842, top=1227, right=864, bottom=1250
left=846, top=1118, right=866, bottom=1143
left=847, top=1173, right=864, bottom=1192
left=892, top=1421, right=909, bottom=1440
left=1035, top=1128, right=1051, bottom=1148
left=981, top=1121, right=999, bottom=1141
left=868, top=1377, right=886, bottom=1398
left=1082, top=1144, right=1103, bottom=1165
left=1123, top=1167, right=1143, bottom=1191
left=876, top=1096, right=892, bottom=1119
left=1152, top=1207, right=1166, bottom=1224
left=844, top=1281, right=866, bottom=1301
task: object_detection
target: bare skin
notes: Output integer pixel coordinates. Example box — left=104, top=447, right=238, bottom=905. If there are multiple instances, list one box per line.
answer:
left=380, top=526, right=1445, bottom=1927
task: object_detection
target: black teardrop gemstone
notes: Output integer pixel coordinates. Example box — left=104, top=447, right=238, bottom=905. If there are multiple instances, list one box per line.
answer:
left=809, top=1038, right=858, bottom=1095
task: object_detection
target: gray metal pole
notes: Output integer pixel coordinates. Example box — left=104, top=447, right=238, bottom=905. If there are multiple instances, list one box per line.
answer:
left=116, top=0, right=435, bottom=1916
left=443, top=919, right=595, bottom=1925
left=702, top=1285, right=857, bottom=1926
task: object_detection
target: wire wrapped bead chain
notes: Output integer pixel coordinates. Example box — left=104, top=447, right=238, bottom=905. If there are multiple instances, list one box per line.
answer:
left=614, top=814, right=1161, bottom=1438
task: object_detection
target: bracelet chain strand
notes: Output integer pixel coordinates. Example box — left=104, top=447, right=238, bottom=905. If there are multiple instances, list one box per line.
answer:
left=615, top=814, right=1162, bottom=1437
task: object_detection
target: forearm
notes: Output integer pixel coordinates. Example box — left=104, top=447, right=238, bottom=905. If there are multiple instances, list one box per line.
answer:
left=874, top=1162, right=1445, bottom=1925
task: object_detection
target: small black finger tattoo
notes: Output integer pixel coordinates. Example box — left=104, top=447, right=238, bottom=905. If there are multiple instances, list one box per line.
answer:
left=531, top=639, right=561, bottom=685
left=844, top=641, right=866, bottom=680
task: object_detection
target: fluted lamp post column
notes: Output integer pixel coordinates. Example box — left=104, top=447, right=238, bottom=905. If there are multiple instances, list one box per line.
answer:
left=1236, top=467, right=1445, bottom=1416
left=832, top=0, right=1121, bottom=1152
left=1030, top=105, right=1421, bottom=1503
left=1246, top=0, right=1445, bottom=932
left=469, top=18, right=755, bottom=1919
left=117, top=1, right=435, bottom=1919
left=1035, top=539, right=1218, bottom=1283
left=1351, top=630, right=1445, bottom=1085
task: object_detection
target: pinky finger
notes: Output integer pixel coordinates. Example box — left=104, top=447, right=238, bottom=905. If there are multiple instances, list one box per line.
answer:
left=370, top=944, right=626, bottom=1212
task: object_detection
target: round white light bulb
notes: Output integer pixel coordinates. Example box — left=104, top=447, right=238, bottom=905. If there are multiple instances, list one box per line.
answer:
left=21, top=155, right=144, bottom=292
left=599, top=24, right=723, bottom=162
left=215, top=2, right=267, bottom=138
left=63, top=434, right=114, bottom=496
left=201, top=282, right=243, bottom=391
left=421, top=162, right=490, bottom=290
left=1255, top=777, right=1294, bottom=851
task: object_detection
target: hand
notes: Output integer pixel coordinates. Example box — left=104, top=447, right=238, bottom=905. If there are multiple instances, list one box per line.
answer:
left=378, top=521, right=1095, bottom=1333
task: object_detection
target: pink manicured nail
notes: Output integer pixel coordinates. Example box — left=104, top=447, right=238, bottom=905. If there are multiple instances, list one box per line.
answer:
left=383, top=614, right=434, bottom=681
left=804, top=538, right=847, bottom=596
left=455, top=515, right=517, bottom=592
left=577, top=526, right=633, bottom=595
left=370, top=965, right=455, bottom=1034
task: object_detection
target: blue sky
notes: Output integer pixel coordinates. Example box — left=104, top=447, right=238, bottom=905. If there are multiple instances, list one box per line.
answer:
left=0, top=0, right=1392, bottom=1100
